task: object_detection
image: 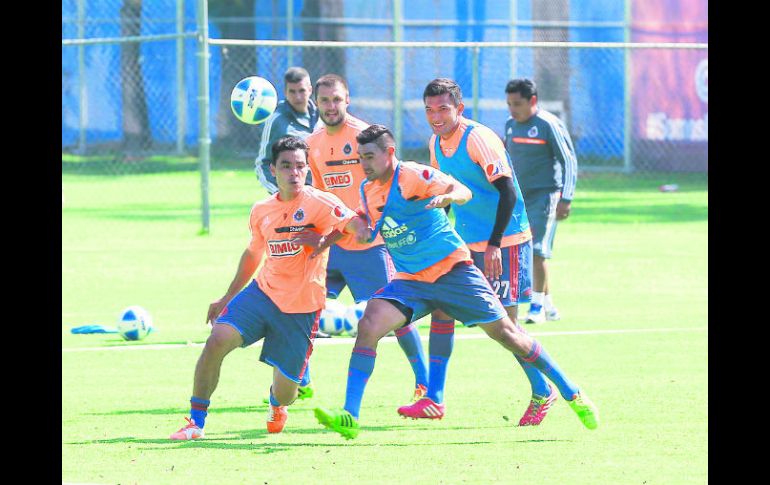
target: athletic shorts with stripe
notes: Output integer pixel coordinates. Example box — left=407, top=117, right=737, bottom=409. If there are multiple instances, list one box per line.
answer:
left=326, top=244, right=393, bottom=302
left=215, top=280, right=320, bottom=383
left=523, top=188, right=561, bottom=259
left=372, top=261, right=507, bottom=327
left=471, top=239, right=532, bottom=306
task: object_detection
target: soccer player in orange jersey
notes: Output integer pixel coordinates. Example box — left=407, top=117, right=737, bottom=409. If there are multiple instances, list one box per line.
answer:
left=169, top=136, right=364, bottom=440
left=304, top=74, right=429, bottom=404
left=423, top=78, right=556, bottom=426
left=312, top=125, right=598, bottom=439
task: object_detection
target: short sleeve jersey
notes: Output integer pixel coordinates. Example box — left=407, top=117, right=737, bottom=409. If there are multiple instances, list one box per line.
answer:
left=429, top=116, right=530, bottom=251
left=306, top=114, right=383, bottom=250
left=360, top=161, right=472, bottom=283
left=248, top=186, right=355, bottom=313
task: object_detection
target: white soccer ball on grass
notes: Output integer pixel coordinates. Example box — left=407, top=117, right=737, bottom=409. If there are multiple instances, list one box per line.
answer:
left=319, top=300, right=347, bottom=336
left=117, top=305, right=153, bottom=341
left=343, top=301, right=367, bottom=337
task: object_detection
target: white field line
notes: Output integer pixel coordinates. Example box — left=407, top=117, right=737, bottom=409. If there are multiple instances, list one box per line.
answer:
left=62, top=326, right=706, bottom=353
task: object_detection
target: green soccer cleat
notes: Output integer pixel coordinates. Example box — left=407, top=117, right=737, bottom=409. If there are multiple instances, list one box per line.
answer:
left=314, top=407, right=360, bottom=439
left=567, top=391, right=599, bottom=430
left=262, top=384, right=314, bottom=404
left=297, top=384, right=314, bottom=400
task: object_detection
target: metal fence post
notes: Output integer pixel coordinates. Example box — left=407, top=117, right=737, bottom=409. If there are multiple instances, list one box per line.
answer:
left=196, top=0, right=211, bottom=234
left=393, top=0, right=403, bottom=156
left=472, top=45, right=479, bottom=120
left=623, top=0, right=632, bottom=173
left=77, top=0, right=87, bottom=154
left=176, top=0, right=186, bottom=155
left=287, top=0, right=294, bottom=66
left=509, top=0, right=517, bottom=79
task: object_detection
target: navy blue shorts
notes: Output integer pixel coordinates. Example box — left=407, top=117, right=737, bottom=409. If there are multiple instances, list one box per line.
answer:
left=326, top=244, right=393, bottom=302
left=215, top=280, right=320, bottom=383
left=372, top=262, right=507, bottom=326
left=471, top=240, right=532, bottom=306
left=524, top=189, right=560, bottom=259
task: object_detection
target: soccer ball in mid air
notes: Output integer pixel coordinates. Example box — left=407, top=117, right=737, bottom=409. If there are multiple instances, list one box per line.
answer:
left=117, top=305, right=153, bottom=341
left=319, top=300, right=347, bottom=336
left=343, top=301, right=367, bottom=337
left=230, top=76, right=278, bottom=125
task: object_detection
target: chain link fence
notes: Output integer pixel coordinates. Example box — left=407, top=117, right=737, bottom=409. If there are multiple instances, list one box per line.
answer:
left=208, top=40, right=707, bottom=174
left=62, top=1, right=707, bottom=226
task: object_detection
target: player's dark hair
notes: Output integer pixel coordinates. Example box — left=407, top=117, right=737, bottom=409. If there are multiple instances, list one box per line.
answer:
left=356, top=124, right=396, bottom=152
left=423, top=78, right=463, bottom=106
left=271, top=135, right=309, bottom=165
left=505, top=78, right=537, bottom=100
left=315, top=74, right=348, bottom=96
left=284, top=66, right=310, bottom=85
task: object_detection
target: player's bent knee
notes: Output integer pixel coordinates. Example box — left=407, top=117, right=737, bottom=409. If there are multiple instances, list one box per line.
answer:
left=355, top=315, right=381, bottom=343
left=203, top=325, right=242, bottom=355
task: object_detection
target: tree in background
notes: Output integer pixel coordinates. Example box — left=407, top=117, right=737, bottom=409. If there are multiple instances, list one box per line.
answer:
left=301, top=0, right=346, bottom=83
left=120, top=0, right=151, bottom=155
left=210, top=0, right=257, bottom=151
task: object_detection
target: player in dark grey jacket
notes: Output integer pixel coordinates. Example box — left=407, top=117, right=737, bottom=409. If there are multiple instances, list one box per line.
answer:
left=255, top=67, right=320, bottom=194
left=503, top=78, right=578, bottom=324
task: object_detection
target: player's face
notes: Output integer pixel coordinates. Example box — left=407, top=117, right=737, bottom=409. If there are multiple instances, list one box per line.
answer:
left=424, top=93, right=464, bottom=138
left=285, top=78, right=312, bottom=114
left=358, top=142, right=394, bottom=182
left=270, top=149, right=309, bottom=195
left=316, top=83, right=349, bottom=127
left=506, top=92, right=536, bottom=122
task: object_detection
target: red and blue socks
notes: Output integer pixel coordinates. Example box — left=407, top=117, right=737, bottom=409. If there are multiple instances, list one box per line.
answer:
left=521, top=340, right=579, bottom=399
left=426, top=318, right=455, bottom=404
left=394, top=323, right=428, bottom=389
left=344, top=346, right=377, bottom=419
left=190, top=396, right=210, bottom=429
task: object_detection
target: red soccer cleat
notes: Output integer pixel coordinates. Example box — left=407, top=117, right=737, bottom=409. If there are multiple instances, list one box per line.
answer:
left=267, top=405, right=288, bottom=433
left=518, top=384, right=558, bottom=426
left=397, top=397, right=445, bottom=420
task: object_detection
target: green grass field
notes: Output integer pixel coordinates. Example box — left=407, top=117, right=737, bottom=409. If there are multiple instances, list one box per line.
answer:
left=62, top=166, right=707, bottom=484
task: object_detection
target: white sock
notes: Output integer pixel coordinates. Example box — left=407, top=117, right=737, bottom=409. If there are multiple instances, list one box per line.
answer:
left=544, top=294, right=556, bottom=311
left=531, top=292, right=544, bottom=308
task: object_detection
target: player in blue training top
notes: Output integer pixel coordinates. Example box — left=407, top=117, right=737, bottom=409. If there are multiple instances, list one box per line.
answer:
left=422, top=77, right=556, bottom=426
left=311, top=124, right=599, bottom=439
left=504, top=78, right=578, bottom=324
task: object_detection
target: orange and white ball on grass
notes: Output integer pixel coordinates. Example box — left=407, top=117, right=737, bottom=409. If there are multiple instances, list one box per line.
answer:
left=230, top=76, right=278, bottom=125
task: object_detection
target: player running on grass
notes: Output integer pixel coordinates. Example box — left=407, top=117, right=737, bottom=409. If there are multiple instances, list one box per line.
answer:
left=169, top=136, right=364, bottom=440
left=417, top=77, right=556, bottom=426
left=312, top=124, right=599, bottom=439
left=300, top=74, right=429, bottom=403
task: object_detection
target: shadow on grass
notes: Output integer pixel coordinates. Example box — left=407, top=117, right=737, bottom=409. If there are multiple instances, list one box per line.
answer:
left=65, top=424, right=567, bottom=452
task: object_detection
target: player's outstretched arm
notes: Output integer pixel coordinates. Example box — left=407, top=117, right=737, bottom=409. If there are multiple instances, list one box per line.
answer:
left=207, top=247, right=262, bottom=324
left=307, top=216, right=369, bottom=259
left=425, top=177, right=472, bottom=209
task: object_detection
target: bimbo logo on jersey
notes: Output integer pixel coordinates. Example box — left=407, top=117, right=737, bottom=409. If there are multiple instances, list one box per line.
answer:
left=323, top=171, right=353, bottom=189
left=267, top=239, right=302, bottom=257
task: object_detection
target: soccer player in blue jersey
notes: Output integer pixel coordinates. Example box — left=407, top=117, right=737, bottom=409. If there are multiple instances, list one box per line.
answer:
left=312, top=124, right=598, bottom=439
left=504, top=78, right=578, bottom=324
left=419, top=77, right=556, bottom=426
